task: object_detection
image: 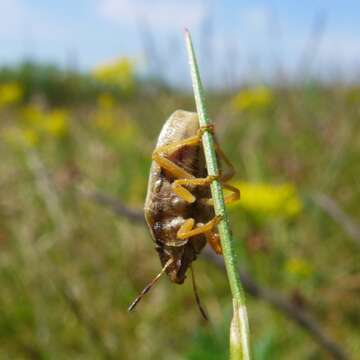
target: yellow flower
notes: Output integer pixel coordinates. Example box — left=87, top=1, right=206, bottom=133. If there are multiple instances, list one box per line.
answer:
left=43, top=109, right=69, bottom=138
left=285, top=257, right=313, bottom=278
left=92, top=58, right=135, bottom=91
left=231, top=86, right=273, bottom=112
left=229, top=182, right=302, bottom=218
left=0, top=82, right=23, bottom=108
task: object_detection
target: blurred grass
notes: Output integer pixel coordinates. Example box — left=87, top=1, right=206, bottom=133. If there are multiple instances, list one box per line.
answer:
left=0, top=63, right=359, bottom=359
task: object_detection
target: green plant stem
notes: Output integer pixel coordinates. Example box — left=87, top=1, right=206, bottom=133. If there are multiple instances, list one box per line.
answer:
left=185, top=29, right=251, bottom=360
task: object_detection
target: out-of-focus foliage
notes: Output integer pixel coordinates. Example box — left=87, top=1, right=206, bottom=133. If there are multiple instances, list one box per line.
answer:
left=3, top=103, right=70, bottom=149
left=0, top=61, right=137, bottom=106
left=285, top=257, right=314, bottom=279
left=0, top=64, right=359, bottom=359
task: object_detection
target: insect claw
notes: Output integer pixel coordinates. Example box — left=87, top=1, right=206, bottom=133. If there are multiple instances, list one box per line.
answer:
left=198, top=124, right=215, bottom=136
left=214, top=214, right=223, bottom=224
left=208, top=174, right=219, bottom=182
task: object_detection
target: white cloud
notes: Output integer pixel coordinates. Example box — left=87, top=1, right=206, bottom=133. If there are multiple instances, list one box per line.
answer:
left=98, top=0, right=208, bottom=29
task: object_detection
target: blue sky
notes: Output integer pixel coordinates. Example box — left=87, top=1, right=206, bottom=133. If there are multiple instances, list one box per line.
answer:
left=0, top=0, right=359, bottom=85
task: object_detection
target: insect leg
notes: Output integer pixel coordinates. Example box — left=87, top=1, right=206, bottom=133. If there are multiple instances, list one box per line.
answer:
left=152, top=133, right=202, bottom=179
left=204, top=183, right=240, bottom=206
left=205, top=230, right=222, bottom=255
left=195, top=123, right=235, bottom=181
left=153, top=130, right=217, bottom=202
left=154, top=133, right=201, bottom=159
left=222, top=183, right=240, bottom=203
left=190, top=265, right=208, bottom=321
left=152, top=124, right=215, bottom=180
left=128, top=258, right=173, bottom=312
left=172, top=175, right=218, bottom=203
left=177, top=215, right=221, bottom=240
left=214, top=140, right=236, bottom=182
left=199, top=140, right=240, bottom=205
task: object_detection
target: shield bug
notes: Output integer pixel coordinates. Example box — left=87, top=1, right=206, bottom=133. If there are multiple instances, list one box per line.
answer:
left=128, top=110, right=239, bottom=317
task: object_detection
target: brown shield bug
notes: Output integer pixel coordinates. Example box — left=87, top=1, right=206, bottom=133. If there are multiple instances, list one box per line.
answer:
left=128, top=110, right=239, bottom=317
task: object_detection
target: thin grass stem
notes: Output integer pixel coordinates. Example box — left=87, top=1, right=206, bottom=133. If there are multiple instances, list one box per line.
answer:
left=184, top=29, right=251, bottom=360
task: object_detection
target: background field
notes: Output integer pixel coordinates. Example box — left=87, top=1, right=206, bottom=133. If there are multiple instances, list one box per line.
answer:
left=0, top=57, right=359, bottom=359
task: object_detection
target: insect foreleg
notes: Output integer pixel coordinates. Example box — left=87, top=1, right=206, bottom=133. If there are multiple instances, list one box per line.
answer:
left=154, top=134, right=201, bottom=157
left=152, top=124, right=212, bottom=180
left=152, top=133, right=201, bottom=179
left=152, top=152, right=194, bottom=179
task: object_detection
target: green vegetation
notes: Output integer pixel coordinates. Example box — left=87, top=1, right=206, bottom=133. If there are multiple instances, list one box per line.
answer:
left=0, top=61, right=359, bottom=359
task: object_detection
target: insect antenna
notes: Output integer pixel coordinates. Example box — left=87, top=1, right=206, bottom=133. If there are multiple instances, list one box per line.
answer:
left=190, top=265, right=209, bottom=321
left=128, top=258, right=173, bottom=312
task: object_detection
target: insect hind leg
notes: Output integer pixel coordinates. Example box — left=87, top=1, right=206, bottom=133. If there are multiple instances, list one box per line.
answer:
left=177, top=216, right=221, bottom=240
